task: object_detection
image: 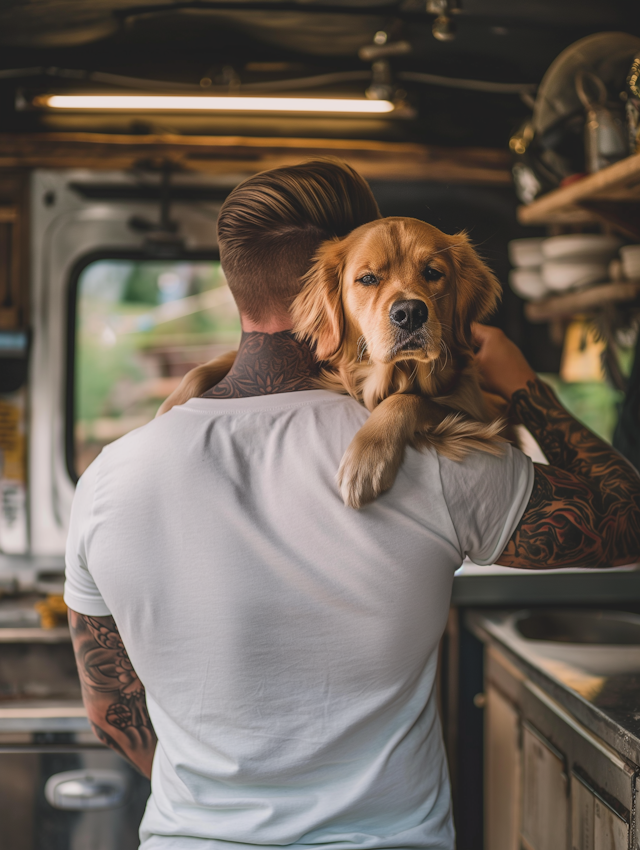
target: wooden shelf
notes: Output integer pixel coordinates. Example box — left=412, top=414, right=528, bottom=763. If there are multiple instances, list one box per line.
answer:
left=518, top=154, right=640, bottom=239
left=0, top=132, right=512, bottom=184
left=524, top=281, right=640, bottom=323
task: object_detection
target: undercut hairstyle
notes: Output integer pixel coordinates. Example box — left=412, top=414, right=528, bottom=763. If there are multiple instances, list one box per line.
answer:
left=216, top=159, right=381, bottom=322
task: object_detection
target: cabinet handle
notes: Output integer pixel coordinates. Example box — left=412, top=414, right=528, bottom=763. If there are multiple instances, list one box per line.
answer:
left=44, top=769, right=127, bottom=810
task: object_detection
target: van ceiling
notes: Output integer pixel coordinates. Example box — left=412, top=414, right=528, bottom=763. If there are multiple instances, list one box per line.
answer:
left=1, top=0, right=638, bottom=147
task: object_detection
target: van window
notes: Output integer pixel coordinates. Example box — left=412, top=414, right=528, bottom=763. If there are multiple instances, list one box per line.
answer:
left=72, top=258, right=240, bottom=478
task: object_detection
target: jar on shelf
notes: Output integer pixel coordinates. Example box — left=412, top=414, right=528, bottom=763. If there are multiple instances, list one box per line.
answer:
left=575, top=70, right=627, bottom=172
left=626, top=53, right=640, bottom=155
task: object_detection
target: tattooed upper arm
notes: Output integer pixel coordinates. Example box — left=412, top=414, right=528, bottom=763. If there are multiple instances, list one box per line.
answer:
left=496, top=463, right=640, bottom=570
left=68, top=610, right=156, bottom=777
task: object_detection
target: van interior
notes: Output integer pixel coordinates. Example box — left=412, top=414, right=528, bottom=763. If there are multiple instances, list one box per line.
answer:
left=0, top=3, right=639, bottom=848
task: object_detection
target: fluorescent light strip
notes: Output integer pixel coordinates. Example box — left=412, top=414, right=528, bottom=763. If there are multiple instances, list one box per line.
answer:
left=39, top=94, right=395, bottom=114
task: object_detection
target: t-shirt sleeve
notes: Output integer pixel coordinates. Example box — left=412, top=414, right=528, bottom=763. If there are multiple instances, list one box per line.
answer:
left=438, top=443, right=535, bottom=566
left=64, top=457, right=112, bottom=616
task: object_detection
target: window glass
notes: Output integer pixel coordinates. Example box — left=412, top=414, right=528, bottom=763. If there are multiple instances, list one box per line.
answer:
left=540, top=375, right=624, bottom=444
left=74, top=259, right=240, bottom=477
left=539, top=320, right=636, bottom=445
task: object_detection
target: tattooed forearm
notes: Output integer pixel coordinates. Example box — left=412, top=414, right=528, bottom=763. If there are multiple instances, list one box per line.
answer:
left=512, top=378, right=639, bottom=484
left=201, top=331, right=320, bottom=398
left=68, top=610, right=157, bottom=777
left=496, top=378, right=640, bottom=569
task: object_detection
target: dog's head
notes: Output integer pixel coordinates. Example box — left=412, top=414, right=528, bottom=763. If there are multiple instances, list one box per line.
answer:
left=292, top=217, right=501, bottom=368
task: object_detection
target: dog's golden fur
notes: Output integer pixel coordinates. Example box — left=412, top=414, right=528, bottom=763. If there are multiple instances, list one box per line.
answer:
left=292, top=217, right=507, bottom=506
left=158, top=217, right=508, bottom=507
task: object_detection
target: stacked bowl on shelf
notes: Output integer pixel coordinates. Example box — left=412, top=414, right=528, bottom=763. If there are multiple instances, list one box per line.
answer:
left=541, top=235, right=623, bottom=292
left=620, top=245, right=640, bottom=281
left=508, top=238, right=546, bottom=300
left=508, top=235, right=624, bottom=301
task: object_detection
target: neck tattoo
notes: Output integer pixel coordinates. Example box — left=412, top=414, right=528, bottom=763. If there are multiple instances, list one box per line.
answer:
left=201, top=331, right=321, bottom=399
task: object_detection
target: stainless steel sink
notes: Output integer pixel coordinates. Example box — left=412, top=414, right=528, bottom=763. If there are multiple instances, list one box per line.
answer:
left=515, top=609, right=640, bottom=645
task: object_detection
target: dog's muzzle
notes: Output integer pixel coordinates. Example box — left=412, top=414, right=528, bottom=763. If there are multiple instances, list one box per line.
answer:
left=388, top=300, right=430, bottom=356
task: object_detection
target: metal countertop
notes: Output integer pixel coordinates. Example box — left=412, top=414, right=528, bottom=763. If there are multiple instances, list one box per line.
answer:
left=0, top=701, right=90, bottom=733
left=467, top=608, right=640, bottom=767
left=452, top=564, right=640, bottom=606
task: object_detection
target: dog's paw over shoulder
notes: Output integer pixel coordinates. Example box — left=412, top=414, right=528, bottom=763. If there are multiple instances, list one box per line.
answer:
left=337, top=432, right=404, bottom=509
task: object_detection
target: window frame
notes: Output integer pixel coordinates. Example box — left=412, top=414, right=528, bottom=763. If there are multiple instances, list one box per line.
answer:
left=66, top=248, right=222, bottom=483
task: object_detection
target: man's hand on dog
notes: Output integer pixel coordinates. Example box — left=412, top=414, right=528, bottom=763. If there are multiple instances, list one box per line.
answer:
left=471, top=323, right=537, bottom=401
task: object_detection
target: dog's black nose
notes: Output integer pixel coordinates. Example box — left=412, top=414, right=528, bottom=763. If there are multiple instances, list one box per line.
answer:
left=389, top=300, right=429, bottom=332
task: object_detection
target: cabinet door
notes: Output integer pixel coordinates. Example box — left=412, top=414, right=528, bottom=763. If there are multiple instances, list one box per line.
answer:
left=593, top=798, right=628, bottom=850
left=521, top=723, right=569, bottom=850
left=0, top=747, right=150, bottom=850
left=571, top=773, right=629, bottom=850
left=485, top=685, right=521, bottom=850
left=571, top=773, right=595, bottom=850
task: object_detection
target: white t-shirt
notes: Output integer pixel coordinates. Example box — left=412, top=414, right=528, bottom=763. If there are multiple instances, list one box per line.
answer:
left=64, top=390, right=533, bottom=850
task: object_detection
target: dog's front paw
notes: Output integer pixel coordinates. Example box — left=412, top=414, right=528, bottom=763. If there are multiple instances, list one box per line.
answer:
left=337, top=434, right=404, bottom=509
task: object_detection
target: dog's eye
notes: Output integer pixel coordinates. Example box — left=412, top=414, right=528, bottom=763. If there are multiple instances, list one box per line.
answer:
left=358, top=273, right=379, bottom=287
left=423, top=266, right=444, bottom=281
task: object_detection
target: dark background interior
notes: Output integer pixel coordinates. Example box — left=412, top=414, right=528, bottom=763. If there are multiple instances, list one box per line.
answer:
left=1, top=0, right=639, bottom=147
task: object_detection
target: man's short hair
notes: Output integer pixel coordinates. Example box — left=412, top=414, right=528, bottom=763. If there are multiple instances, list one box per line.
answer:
left=216, top=159, right=381, bottom=322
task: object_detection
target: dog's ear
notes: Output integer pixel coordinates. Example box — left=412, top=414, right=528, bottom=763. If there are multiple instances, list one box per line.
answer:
left=292, top=238, right=345, bottom=361
left=449, top=232, right=502, bottom=350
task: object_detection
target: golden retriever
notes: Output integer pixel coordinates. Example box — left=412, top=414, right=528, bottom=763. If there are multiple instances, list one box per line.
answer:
left=157, top=218, right=507, bottom=508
